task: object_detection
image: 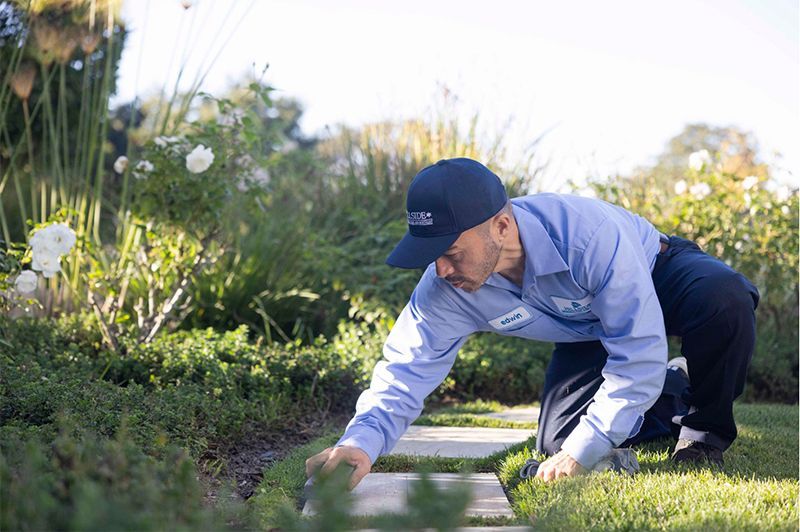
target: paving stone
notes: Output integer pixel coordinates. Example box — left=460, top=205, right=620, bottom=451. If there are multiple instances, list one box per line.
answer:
left=358, top=526, right=533, bottom=532
left=303, top=473, right=514, bottom=518
left=483, top=406, right=540, bottom=424
left=456, top=526, right=533, bottom=532
left=388, top=426, right=535, bottom=458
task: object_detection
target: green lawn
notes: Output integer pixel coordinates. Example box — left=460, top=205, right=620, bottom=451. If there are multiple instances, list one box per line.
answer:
left=252, top=402, right=798, bottom=530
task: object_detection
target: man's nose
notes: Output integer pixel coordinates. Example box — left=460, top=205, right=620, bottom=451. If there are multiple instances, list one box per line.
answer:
left=435, top=257, right=453, bottom=278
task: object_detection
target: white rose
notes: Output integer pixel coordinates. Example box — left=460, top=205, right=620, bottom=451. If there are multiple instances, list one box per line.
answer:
left=113, top=155, right=129, bottom=174
left=688, top=149, right=711, bottom=171
left=734, top=241, right=743, bottom=251
left=775, top=185, right=793, bottom=202
left=186, top=144, right=214, bottom=173
left=741, top=175, right=758, bottom=191
left=674, top=180, right=688, bottom=195
left=135, top=160, right=154, bottom=172
left=30, top=229, right=58, bottom=256
left=42, top=223, right=76, bottom=255
left=154, top=136, right=180, bottom=148
left=689, top=182, right=711, bottom=200
left=31, top=250, right=61, bottom=276
left=30, top=223, right=76, bottom=257
left=133, top=160, right=154, bottom=180
left=781, top=205, right=790, bottom=215
left=14, top=270, right=38, bottom=294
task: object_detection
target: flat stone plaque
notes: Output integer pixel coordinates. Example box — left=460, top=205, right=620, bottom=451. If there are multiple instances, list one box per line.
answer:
left=389, top=426, right=535, bottom=458
left=303, top=473, right=514, bottom=518
left=483, top=406, right=540, bottom=424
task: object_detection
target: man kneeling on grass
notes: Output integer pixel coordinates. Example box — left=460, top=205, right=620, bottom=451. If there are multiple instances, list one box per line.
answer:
left=306, top=158, right=760, bottom=489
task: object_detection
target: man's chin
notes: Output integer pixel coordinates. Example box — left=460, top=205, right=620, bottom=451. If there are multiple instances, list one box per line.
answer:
left=448, top=277, right=486, bottom=293
left=457, top=281, right=480, bottom=293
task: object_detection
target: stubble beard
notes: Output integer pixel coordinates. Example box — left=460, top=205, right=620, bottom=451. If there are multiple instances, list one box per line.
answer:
left=455, top=236, right=501, bottom=293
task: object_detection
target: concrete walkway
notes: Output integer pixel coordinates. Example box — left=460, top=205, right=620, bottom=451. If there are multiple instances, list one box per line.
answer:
left=482, top=406, right=540, bottom=424
left=303, top=472, right=514, bottom=518
left=303, top=407, right=537, bottom=527
left=389, top=426, right=535, bottom=458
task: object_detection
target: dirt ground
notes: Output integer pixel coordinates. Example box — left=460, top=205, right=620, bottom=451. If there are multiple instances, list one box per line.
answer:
left=199, top=414, right=349, bottom=504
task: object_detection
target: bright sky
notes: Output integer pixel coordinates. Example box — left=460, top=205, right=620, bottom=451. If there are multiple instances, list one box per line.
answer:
left=115, top=0, right=799, bottom=189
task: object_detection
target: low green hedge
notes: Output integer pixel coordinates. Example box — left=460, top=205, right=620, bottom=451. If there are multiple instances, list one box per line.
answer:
left=442, top=333, right=551, bottom=404
left=1, top=315, right=383, bottom=455
left=0, top=314, right=383, bottom=529
left=1, top=420, right=252, bottom=531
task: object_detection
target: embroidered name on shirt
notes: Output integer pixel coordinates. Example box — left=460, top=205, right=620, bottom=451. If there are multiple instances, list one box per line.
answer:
left=550, top=295, right=593, bottom=315
left=489, top=306, right=532, bottom=329
left=407, top=211, right=433, bottom=225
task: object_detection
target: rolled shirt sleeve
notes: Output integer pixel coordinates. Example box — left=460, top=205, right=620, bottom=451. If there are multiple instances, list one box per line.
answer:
left=560, top=217, right=668, bottom=469
left=336, top=268, right=477, bottom=464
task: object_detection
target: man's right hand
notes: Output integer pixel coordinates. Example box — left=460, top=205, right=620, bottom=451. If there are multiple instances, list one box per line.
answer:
left=305, top=445, right=371, bottom=490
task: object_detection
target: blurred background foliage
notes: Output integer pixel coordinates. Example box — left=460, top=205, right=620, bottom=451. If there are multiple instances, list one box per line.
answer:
left=586, top=126, right=797, bottom=401
left=0, top=0, right=797, bottom=528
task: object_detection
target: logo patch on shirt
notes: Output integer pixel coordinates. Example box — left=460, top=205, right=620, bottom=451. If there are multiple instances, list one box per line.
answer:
left=550, top=295, right=593, bottom=315
left=407, top=211, right=433, bottom=226
left=488, top=306, right=532, bottom=330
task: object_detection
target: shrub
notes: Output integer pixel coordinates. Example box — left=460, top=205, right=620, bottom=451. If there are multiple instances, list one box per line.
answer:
left=438, top=334, right=552, bottom=404
left=0, top=417, right=253, bottom=531
left=0, top=313, right=384, bottom=529
left=0, top=313, right=385, bottom=457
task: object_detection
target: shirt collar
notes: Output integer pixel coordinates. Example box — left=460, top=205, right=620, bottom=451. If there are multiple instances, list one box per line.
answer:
left=512, top=202, right=570, bottom=289
left=480, top=201, right=570, bottom=293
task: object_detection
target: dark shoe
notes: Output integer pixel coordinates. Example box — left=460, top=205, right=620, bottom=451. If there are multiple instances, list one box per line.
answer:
left=671, top=438, right=724, bottom=466
left=519, top=458, right=541, bottom=479
left=593, top=448, right=641, bottom=475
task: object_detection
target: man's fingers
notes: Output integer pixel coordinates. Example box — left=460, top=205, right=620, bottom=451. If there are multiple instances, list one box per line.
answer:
left=531, top=452, right=584, bottom=483
left=305, top=447, right=332, bottom=478
left=347, top=460, right=370, bottom=490
left=319, top=449, right=344, bottom=476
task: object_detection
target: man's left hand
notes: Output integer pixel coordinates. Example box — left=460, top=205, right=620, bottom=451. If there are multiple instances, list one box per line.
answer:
left=535, top=450, right=587, bottom=482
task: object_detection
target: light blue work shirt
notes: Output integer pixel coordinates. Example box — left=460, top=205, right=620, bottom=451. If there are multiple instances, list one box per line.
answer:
left=336, top=193, right=669, bottom=469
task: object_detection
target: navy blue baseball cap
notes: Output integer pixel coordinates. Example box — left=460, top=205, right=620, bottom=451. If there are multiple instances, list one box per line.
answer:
left=386, top=158, right=508, bottom=269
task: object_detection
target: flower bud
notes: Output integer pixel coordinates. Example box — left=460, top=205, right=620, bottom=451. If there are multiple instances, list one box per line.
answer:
left=10, top=63, right=36, bottom=101
left=81, top=31, right=101, bottom=55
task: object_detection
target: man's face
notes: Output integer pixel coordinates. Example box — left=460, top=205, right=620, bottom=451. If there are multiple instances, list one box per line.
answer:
left=434, top=222, right=501, bottom=293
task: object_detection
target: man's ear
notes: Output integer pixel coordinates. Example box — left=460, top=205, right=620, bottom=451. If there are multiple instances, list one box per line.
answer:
left=492, top=211, right=511, bottom=241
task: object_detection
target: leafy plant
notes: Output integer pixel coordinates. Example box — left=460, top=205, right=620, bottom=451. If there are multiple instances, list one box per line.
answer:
left=0, top=416, right=255, bottom=531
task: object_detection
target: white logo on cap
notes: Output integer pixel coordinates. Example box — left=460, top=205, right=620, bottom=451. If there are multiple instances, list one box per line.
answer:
left=407, top=211, right=434, bottom=226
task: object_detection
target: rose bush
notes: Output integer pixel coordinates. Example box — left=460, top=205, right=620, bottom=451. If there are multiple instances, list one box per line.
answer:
left=1, top=219, right=77, bottom=315
left=77, top=88, right=272, bottom=349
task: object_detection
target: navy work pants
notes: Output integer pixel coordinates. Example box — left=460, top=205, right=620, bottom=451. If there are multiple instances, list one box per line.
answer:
left=536, top=235, right=760, bottom=456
